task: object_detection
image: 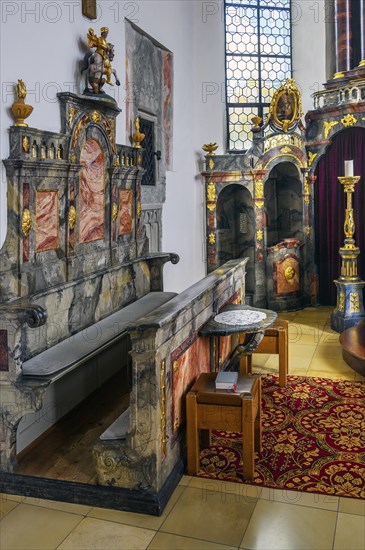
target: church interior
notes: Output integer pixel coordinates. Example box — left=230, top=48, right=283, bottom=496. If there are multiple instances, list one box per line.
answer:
left=0, top=1, right=364, bottom=548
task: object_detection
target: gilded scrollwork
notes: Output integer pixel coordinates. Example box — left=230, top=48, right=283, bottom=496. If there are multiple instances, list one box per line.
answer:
left=308, top=152, right=318, bottom=166
left=255, top=180, right=264, bottom=199
left=341, top=114, right=357, bottom=127
left=21, top=209, right=32, bottom=236
left=323, top=120, right=339, bottom=139
left=22, top=136, right=30, bottom=153
left=160, top=360, right=166, bottom=457
left=208, top=233, right=215, bottom=245
left=68, top=107, right=78, bottom=126
left=112, top=203, right=118, bottom=222
left=68, top=205, right=76, bottom=229
left=350, top=292, right=360, bottom=313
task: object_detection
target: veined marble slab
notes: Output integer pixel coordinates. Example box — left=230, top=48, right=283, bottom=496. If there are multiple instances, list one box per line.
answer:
left=22, top=292, right=177, bottom=377
left=100, top=408, right=130, bottom=440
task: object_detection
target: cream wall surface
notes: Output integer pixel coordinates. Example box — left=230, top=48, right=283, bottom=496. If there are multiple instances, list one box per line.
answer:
left=0, top=0, right=326, bottom=293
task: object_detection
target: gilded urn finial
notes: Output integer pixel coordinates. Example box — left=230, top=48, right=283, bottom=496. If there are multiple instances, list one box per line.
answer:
left=251, top=115, right=263, bottom=132
left=202, top=142, right=218, bottom=156
left=132, top=117, right=145, bottom=149
left=11, top=80, right=34, bottom=127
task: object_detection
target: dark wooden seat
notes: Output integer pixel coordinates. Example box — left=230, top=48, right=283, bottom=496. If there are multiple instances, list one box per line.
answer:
left=339, top=323, right=365, bottom=376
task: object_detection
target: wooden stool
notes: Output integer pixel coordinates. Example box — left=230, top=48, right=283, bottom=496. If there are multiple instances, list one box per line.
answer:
left=240, top=319, right=288, bottom=387
left=186, top=372, right=262, bottom=480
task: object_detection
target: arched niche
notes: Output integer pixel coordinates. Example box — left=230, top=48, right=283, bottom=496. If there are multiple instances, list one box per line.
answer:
left=265, top=161, right=303, bottom=247
left=216, top=184, right=255, bottom=293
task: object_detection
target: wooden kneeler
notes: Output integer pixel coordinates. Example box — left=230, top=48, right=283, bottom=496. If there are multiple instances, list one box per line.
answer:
left=186, top=372, right=262, bottom=481
left=240, top=319, right=289, bottom=387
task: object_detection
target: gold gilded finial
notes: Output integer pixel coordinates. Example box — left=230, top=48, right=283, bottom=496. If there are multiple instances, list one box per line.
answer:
left=251, top=116, right=263, bottom=131
left=132, top=117, right=145, bottom=148
left=11, top=80, right=34, bottom=127
left=202, top=142, right=218, bottom=155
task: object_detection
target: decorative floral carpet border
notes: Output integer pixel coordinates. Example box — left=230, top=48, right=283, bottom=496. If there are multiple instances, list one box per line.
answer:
left=197, top=375, right=365, bottom=499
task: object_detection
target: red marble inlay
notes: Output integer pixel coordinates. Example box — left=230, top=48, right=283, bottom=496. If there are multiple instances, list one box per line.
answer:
left=119, top=189, right=132, bottom=234
left=275, top=254, right=300, bottom=295
left=171, top=335, right=210, bottom=437
left=79, top=139, right=105, bottom=243
left=0, top=330, right=9, bottom=372
left=36, top=191, right=59, bottom=252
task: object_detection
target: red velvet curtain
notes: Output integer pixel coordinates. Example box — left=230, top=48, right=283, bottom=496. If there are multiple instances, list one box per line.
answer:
left=314, top=128, right=365, bottom=305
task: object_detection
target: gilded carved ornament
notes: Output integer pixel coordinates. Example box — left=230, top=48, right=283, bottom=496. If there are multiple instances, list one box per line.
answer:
left=305, top=226, right=311, bottom=236
left=308, top=152, right=318, bottom=166
left=256, top=229, right=263, bottom=241
left=341, top=114, right=357, bottom=127
left=255, top=180, right=264, bottom=199
left=11, top=79, right=33, bottom=127
left=323, top=120, right=339, bottom=139
left=208, top=158, right=214, bottom=170
left=350, top=292, right=360, bottom=313
left=255, top=200, right=264, bottom=209
left=202, top=142, right=218, bottom=155
left=111, top=203, right=118, bottom=222
left=208, top=233, right=216, bottom=245
left=68, top=107, right=78, bottom=126
left=22, top=136, right=30, bottom=153
left=207, top=181, right=217, bottom=210
left=173, top=361, right=179, bottom=373
left=91, top=110, right=101, bottom=123
left=136, top=201, right=141, bottom=218
left=265, top=78, right=303, bottom=133
left=68, top=205, right=76, bottom=229
left=160, top=360, right=167, bottom=456
left=284, top=266, right=296, bottom=282
left=21, top=209, right=32, bottom=236
left=338, top=291, right=345, bottom=312
left=132, top=117, right=145, bottom=149
left=280, top=146, right=291, bottom=154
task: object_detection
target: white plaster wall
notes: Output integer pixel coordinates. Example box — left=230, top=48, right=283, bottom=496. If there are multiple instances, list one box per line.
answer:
left=292, top=0, right=326, bottom=115
left=0, top=0, right=326, bottom=291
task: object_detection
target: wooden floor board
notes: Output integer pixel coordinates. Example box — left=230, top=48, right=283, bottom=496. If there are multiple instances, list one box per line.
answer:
left=17, top=371, right=129, bottom=483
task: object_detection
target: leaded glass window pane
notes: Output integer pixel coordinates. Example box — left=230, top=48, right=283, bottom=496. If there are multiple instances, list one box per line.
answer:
left=225, top=0, right=292, bottom=151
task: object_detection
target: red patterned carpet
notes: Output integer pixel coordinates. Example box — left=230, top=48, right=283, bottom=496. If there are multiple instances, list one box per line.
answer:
left=197, top=375, right=365, bottom=499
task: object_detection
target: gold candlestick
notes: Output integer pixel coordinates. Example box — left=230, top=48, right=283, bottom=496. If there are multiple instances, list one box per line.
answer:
left=337, top=175, right=361, bottom=279
left=331, top=173, right=365, bottom=332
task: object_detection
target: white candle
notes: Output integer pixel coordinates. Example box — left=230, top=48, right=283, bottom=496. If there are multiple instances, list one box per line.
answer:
left=344, top=160, right=354, bottom=177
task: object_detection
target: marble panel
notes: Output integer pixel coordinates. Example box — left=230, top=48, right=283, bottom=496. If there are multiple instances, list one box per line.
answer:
left=275, top=255, right=300, bottom=295
left=35, top=191, right=59, bottom=253
left=119, top=189, right=133, bottom=235
left=171, top=334, right=210, bottom=437
left=79, top=139, right=105, bottom=243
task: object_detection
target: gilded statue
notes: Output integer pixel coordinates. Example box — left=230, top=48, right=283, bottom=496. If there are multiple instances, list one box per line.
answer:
left=81, top=27, right=120, bottom=95
left=17, top=79, right=27, bottom=100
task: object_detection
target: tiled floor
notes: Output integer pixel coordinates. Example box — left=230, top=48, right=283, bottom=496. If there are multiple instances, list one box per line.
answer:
left=1, top=308, right=364, bottom=550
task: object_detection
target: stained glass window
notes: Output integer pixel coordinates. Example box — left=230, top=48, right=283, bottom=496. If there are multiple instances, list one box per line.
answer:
left=225, top=0, right=292, bottom=151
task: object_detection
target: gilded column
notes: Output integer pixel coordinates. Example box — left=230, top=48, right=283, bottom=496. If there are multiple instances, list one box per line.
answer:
left=206, top=178, right=218, bottom=272
left=334, top=0, right=353, bottom=77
